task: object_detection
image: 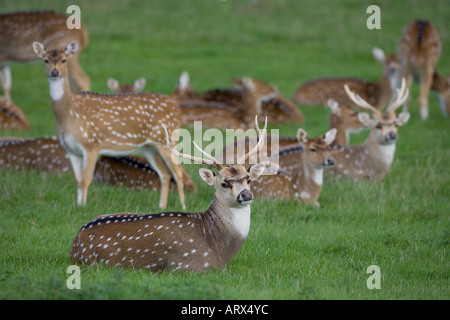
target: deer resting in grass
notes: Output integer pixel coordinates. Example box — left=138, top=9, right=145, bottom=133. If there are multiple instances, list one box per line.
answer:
left=0, top=96, right=30, bottom=131
left=107, top=77, right=146, bottom=93
left=0, top=10, right=90, bottom=98
left=70, top=117, right=267, bottom=272
left=327, top=79, right=410, bottom=181
left=33, top=41, right=185, bottom=209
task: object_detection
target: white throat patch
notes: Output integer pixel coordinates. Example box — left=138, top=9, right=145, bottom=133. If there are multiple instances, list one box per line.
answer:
left=230, top=205, right=251, bottom=238
left=312, top=168, right=324, bottom=185
left=378, top=143, right=396, bottom=166
left=49, top=78, right=65, bottom=100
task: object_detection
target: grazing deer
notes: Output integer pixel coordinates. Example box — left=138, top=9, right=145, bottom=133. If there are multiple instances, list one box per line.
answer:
left=0, top=137, right=197, bottom=192
left=326, top=79, right=410, bottom=181
left=431, top=71, right=450, bottom=116
left=179, top=76, right=278, bottom=129
left=32, top=41, right=185, bottom=209
left=70, top=118, right=267, bottom=272
left=398, top=20, right=442, bottom=120
left=0, top=10, right=90, bottom=98
left=292, top=48, right=399, bottom=110
left=250, top=128, right=336, bottom=207
left=0, top=96, right=30, bottom=131
left=107, top=77, right=146, bottom=93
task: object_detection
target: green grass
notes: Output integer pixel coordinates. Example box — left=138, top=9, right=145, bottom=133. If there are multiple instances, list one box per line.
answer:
left=0, top=0, right=449, bottom=300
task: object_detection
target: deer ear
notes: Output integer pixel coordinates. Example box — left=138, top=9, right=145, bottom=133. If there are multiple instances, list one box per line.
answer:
left=241, top=77, right=255, bottom=91
left=199, top=168, right=216, bottom=186
left=395, top=111, right=410, bottom=126
left=32, top=41, right=46, bottom=58
left=372, top=47, right=385, bottom=63
left=248, top=163, right=265, bottom=180
left=296, top=128, right=308, bottom=144
left=357, top=112, right=374, bottom=127
left=134, top=78, right=146, bottom=91
left=107, top=78, right=119, bottom=91
left=323, top=128, right=337, bottom=145
left=326, top=98, right=340, bottom=115
left=178, top=71, right=190, bottom=89
left=64, top=41, right=79, bottom=57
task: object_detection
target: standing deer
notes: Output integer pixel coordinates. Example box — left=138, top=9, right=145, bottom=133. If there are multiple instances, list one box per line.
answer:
left=32, top=41, right=185, bottom=209
left=0, top=137, right=197, bottom=192
left=398, top=20, right=442, bottom=120
left=0, top=10, right=90, bottom=98
left=250, top=128, right=336, bottom=207
left=70, top=118, right=267, bottom=272
left=292, top=48, right=399, bottom=110
left=431, top=71, right=450, bottom=116
left=0, top=96, right=30, bottom=131
left=326, top=79, right=410, bottom=181
left=107, top=77, right=146, bottom=93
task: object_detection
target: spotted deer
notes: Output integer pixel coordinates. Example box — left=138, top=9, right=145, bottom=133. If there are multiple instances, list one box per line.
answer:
left=250, top=128, right=336, bottom=207
left=32, top=41, right=185, bottom=209
left=70, top=118, right=267, bottom=272
left=0, top=137, right=197, bottom=192
left=107, top=77, right=146, bottom=93
left=292, top=48, right=399, bottom=110
left=0, top=10, right=90, bottom=98
left=0, top=96, right=30, bottom=131
left=326, top=79, right=410, bottom=181
left=179, top=76, right=278, bottom=129
left=398, top=20, right=442, bottom=120
left=431, top=71, right=450, bottom=116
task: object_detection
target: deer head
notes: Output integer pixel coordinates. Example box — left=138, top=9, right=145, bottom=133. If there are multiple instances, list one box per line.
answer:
left=32, top=41, right=78, bottom=80
left=296, top=127, right=336, bottom=169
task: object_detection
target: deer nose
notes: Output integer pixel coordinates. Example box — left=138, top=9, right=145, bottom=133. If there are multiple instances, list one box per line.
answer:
left=50, top=69, right=60, bottom=77
left=386, top=131, right=397, bottom=142
left=324, top=157, right=335, bottom=167
left=237, top=189, right=253, bottom=204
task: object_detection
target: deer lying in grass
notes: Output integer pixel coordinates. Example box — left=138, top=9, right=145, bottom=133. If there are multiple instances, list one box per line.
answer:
left=70, top=117, right=267, bottom=272
left=107, top=77, right=146, bottom=93
left=292, top=48, right=399, bottom=110
left=398, top=20, right=442, bottom=120
left=33, top=40, right=185, bottom=209
left=172, top=72, right=302, bottom=126
left=0, top=10, right=90, bottom=98
left=326, top=79, right=410, bottom=181
left=0, top=96, right=30, bottom=131
left=0, top=137, right=197, bottom=192
left=250, top=128, right=336, bottom=207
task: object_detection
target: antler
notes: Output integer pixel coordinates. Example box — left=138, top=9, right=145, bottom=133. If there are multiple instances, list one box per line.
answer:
left=386, top=78, right=409, bottom=112
left=162, top=124, right=224, bottom=170
left=344, top=84, right=382, bottom=116
left=237, top=116, right=268, bottom=164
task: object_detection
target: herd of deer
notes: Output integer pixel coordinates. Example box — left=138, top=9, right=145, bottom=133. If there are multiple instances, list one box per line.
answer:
left=0, top=10, right=448, bottom=272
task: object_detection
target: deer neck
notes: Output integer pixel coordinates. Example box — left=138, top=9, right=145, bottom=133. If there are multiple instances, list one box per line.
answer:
left=201, top=195, right=249, bottom=263
left=242, top=92, right=262, bottom=125
left=48, top=75, right=75, bottom=126
left=329, top=118, right=348, bottom=145
left=365, top=133, right=396, bottom=167
left=377, top=71, right=394, bottom=107
left=290, top=154, right=323, bottom=202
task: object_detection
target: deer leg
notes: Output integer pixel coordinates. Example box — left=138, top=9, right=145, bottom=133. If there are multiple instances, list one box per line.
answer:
left=68, top=153, right=84, bottom=205
left=400, top=63, right=412, bottom=112
left=79, top=151, right=98, bottom=205
left=67, top=55, right=90, bottom=92
left=157, top=146, right=186, bottom=209
left=0, top=65, right=12, bottom=100
left=141, top=146, right=172, bottom=209
left=418, top=64, right=434, bottom=120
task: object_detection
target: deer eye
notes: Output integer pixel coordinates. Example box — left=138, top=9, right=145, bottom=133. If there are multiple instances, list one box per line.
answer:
left=309, top=148, right=317, bottom=152
left=61, top=59, right=66, bottom=63
left=247, top=179, right=251, bottom=184
left=375, top=123, right=382, bottom=129
left=44, top=59, right=49, bottom=64
left=221, top=182, right=232, bottom=189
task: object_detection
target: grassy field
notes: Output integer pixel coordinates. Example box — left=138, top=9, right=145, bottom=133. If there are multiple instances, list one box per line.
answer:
left=0, top=0, right=449, bottom=300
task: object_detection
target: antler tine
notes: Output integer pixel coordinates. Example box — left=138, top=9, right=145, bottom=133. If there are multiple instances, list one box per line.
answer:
left=386, top=78, right=409, bottom=113
left=237, top=116, right=267, bottom=165
left=162, top=124, right=223, bottom=170
left=344, top=84, right=380, bottom=115
left=192, top=141, right=224, bottom=170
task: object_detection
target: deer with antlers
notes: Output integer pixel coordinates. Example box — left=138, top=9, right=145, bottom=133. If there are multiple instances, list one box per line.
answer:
left=0, top=96, right=30, bottom=131
left=32, top=41, right=185, bottom=209
left=70, top=117, right=267, bottom=272
left=0, top=137, right=197, bottom=192
left=250, top=128, right=336, bottom=207
left=292, top=48, right=399, bottom=110
left=107, top=77, right=147, bottom=93
left=326, top=79, right=410, bottom=181
left=398, top=20, right=442, bottom=120
left=0, top=10, right=90, bottom=98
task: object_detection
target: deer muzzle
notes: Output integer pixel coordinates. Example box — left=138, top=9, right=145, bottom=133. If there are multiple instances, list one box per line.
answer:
left=237, top=189, right=253, bottom=205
